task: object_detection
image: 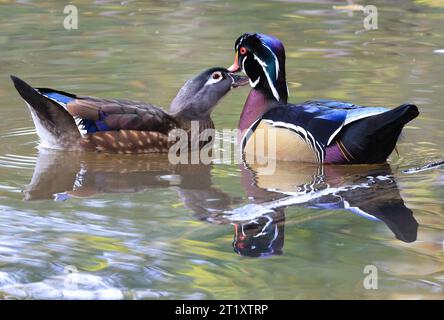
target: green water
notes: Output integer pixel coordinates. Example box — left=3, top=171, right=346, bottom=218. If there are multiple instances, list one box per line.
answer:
left=1, top=0, right=444, bottom=299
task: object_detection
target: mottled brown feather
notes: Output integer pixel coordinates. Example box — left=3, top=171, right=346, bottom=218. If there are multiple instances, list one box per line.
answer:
left=80, top=130, right=172, bottom=154
left=67, top=96, right=178, bottom=134
left=63, top=96, right=218, bottom=154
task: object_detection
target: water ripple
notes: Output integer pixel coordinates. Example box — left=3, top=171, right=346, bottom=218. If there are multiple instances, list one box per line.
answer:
left=0, top=154, right=36, bottom=170
left=2, top=127, right=36, bottom=138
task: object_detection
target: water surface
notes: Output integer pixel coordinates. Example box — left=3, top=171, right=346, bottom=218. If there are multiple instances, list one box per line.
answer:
left=0, top=0, right=444, bottom=299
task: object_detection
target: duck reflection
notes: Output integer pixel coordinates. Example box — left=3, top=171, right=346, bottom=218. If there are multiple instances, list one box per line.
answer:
left=233, top=161, right=418, bottom=257
left=25, top=150, right=418, bottom=258
left=24, top=150, right=236, bottom=221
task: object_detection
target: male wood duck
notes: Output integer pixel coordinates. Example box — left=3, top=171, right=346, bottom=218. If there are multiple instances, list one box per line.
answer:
left=227, top=33, right=419, bottom=164
left=10, top=68, right=248, bottom=153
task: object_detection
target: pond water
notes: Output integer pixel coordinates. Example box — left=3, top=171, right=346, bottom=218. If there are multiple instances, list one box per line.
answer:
left=0, top=0, right=444, bottom=299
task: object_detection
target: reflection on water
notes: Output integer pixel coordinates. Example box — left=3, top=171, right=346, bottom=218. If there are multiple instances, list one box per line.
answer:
left=233, top=162, right=419, bottom=256
left=25, top=150, right=418, bottom=259
left=1, top=0, right=444, bottom=299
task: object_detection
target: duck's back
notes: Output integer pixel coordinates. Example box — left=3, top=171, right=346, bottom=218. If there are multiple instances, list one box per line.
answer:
left=39, top=89, right=178, bottom=135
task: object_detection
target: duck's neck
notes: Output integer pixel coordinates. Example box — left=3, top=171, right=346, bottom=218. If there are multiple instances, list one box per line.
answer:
left=174, top=114, right=215, bottom=134
left=239, top=89, right=275, bottom=131
left=172, top=114, right=215, bottom=151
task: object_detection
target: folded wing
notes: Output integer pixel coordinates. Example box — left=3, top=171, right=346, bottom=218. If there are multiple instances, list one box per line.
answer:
left=38, top=88, right=178, bottom=135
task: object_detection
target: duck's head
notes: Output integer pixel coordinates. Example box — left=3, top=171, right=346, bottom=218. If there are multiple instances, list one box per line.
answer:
left=233, top=214, right=284, bottom=257
left=228, top=33, right=288, bottom=104
left=170, top=67, right=249, bottom=119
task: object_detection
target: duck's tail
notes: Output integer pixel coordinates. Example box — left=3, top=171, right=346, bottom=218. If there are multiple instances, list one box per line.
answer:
left=339, top=104, right=419, bottom=163
left=10, top=75, right=80, bottom=149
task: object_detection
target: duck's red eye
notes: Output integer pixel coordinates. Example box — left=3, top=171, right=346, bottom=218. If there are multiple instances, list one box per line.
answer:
left=213, top=73, right=221, bottom=80
left=240, top=47, right=247, bottom=55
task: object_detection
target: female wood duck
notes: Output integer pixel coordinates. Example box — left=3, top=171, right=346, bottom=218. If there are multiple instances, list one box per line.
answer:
left=227, top=33, right=419, bottom=164
left=10, top=68, right=248, bottom=154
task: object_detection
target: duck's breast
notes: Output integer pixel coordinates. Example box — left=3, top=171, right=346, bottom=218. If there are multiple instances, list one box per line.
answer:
left=243, top=120, right=318, bottom=163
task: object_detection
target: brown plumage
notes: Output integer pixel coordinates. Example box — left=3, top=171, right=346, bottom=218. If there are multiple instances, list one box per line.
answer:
left=66, top=97, right=212, bottom=153
left=10, top=68, right=248, bottom=154
left=80, top=130, right=171, bottom=154
left=67, top=97, right=178, bottom=133
left=65, top=96, right=216, bottom=152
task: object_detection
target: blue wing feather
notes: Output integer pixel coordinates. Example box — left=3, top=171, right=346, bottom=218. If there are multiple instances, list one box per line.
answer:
left=40, top=91, right=75, bottom=105
left=37, top=89, right=111, bottom=134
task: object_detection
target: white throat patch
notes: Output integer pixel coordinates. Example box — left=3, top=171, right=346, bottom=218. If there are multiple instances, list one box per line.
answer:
left=250, top=76, right=260, bottom=88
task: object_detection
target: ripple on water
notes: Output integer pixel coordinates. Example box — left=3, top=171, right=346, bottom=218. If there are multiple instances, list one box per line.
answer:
left=0, top=153, right=36, bottom=170
left=0, top=271, right=209, bottom=299
left=2, top=127, right=36, bottom=138
left=0, top=272, right=124, bottom=300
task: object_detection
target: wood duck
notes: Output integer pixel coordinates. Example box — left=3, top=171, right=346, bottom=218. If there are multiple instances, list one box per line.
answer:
left=10, top=68, right=248, bottom=154
left=227, top=33, right=420, bottom=164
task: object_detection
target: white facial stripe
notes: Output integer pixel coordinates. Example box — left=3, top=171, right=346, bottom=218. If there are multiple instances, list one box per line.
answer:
left=204, top=72, right=223, bottom=86
left=253, top=53, right=280, bottom=101
left=242, top=55, right=247, bottom=72
left=260, top=42, right=280, bottom=80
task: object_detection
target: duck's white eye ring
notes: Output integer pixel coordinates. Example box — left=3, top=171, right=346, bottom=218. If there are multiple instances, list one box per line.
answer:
left=205, top=72, right=224, bottom=86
